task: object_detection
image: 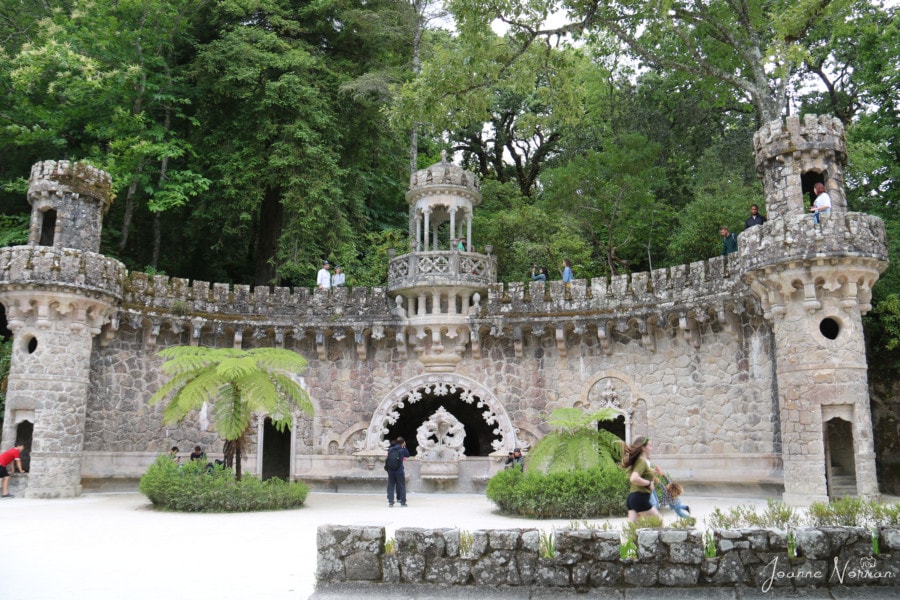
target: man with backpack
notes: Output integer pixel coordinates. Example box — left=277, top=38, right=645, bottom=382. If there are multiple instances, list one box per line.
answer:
left=384, top=437, right=410, bottom=507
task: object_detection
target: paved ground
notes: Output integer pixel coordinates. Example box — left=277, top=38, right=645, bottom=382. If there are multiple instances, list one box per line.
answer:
left=0, top=490, right=891, bottom=600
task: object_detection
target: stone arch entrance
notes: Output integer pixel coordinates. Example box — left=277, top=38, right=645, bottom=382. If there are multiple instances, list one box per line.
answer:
left=576, top=373, right=639, bottom=445
left=365, top=375, right=514, bottom=457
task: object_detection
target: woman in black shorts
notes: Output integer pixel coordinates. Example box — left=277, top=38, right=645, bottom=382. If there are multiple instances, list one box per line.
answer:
left=622, top=436, right=661, bottom=522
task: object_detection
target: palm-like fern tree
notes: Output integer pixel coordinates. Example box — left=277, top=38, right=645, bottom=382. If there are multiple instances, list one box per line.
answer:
left=526, top=407, right=624, bottom=474
left=149, top=346, right=313, bottom=480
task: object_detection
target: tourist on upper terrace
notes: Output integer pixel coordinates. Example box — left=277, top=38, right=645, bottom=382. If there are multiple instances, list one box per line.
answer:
left=720, top=227, right=738, bottom=256
left=561, top=259, right=573, bottom=285
left=456, top=239, right=466, bottom=251
left=810, top=182, right=832, bottom=224
left=169, top=446, right=181, bottom=464
left=316, top=260, right=331, bottom=290
left=0, top=443, right=26, bottom=498
left=744, top=204, right=767, bottom=229
left=531, top=264, right=547, bottom=282
left=622, top=436, right=660, bottom=523
left=331, top=265, right=345, bottom=287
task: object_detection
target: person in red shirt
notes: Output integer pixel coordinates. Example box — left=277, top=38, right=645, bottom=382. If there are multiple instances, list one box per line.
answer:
left=0, top=443, right=26, bottom=498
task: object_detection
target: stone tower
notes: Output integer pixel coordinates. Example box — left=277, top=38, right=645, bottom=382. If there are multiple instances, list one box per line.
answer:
left=741, top=115, right=888, bottom=504
left=386, top=154, right=496, bottom=372
left=0, top=161, right=125, bottom=498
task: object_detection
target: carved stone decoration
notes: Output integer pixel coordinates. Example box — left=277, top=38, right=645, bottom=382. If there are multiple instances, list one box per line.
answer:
left=417, top=406, right=466, bottom=481
left=584, top=378, right=633, bottom=416
left=416, top=406, right=466, bottom=460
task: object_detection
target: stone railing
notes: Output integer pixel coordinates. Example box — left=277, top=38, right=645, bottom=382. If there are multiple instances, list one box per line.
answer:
left=315, top=525, right=899, bottom=593
left=387, top=251, right=496, bottom=292
left=0, top=246, right=125, bottom=299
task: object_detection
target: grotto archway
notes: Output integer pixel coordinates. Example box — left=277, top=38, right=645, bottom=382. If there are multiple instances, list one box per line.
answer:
left=365, top=375, right=514, bottom=457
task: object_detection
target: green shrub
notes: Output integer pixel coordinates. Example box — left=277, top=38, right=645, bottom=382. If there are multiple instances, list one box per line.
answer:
left=139, top=455, right=309, bottom=512
left=486, top=466, right=628, bottom=518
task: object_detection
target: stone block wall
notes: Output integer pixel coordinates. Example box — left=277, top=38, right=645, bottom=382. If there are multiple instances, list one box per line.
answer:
left=316, top=525, right=900, bottom=592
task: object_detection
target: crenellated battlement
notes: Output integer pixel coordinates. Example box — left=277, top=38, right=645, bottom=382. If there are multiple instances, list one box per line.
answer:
left=117, top=255, right=745, bottom=324
left=753, top=114, right=848, bottom=219
left=753, top=114, right=846, bottom=169
left=0, top=245, right=125, bottom=299
left=122, top=271, right=395, bottom=320
left=486, top=255, right=739, bottom=314
left=739, top=211, right=888, bottom=273
left=28, top=160, right=114, bottom=212
left=407, top=156, right=481, bottom=201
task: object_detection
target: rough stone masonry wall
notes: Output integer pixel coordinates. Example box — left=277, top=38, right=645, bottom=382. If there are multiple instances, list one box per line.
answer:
left=80, top=290, right=778, bottom=485
left=316, top=525, right=900, bottom=592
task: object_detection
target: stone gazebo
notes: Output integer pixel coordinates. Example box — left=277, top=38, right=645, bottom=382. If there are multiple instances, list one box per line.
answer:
left=387, top=153, right=496, bottom=373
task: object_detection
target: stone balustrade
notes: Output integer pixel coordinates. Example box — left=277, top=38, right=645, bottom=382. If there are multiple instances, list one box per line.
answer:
left=316, top=525, right=899, bottom=593
left=387, top=251, right=496, bottom=292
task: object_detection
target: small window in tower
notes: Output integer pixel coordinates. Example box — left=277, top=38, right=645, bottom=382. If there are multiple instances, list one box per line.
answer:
left=820, top=318, right=840, bottom=340
left=26, top=335, right=38, bottom=354
left=39, top=209, right=57, bottom=247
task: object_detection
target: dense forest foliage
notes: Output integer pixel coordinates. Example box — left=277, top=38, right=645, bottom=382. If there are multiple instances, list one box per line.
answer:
left=1, top=0, right=898, bottom=370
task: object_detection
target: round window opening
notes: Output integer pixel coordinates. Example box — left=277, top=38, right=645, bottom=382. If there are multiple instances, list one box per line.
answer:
left=819, top=317, right=840, bottom=340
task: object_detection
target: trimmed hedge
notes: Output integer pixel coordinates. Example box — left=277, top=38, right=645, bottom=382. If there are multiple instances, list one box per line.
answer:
left=486, top=466, right=628, bottom=518
left=139, top=455, right=309, bottom=512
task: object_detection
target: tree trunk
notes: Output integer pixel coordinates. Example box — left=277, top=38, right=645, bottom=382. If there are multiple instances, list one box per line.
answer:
left=253, top=186, right=284, bottom=287
left=118, top=161, right=144, bottom=253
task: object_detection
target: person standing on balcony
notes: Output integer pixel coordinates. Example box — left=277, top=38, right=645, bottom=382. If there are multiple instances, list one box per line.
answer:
left=810, top=183, right=832, bottom=224
left=316, top=260, right=331, bottom=290
left=561, top=259, right=573, bottom=287
left=331, top=265, right=345, bottom=287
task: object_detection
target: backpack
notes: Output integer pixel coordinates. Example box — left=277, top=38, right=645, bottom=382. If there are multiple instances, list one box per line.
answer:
left=384, top=447, right=402, bottom=471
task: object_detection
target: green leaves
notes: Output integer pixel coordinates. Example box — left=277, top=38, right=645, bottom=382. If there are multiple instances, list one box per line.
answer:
left=525, top=407, right=624, bottom=475
left=149, top=346, right=313, bottom=443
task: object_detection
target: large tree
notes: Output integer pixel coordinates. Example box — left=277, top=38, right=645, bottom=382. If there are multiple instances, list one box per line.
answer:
left=446, top=0, right=858, bottom=124
left=0, top=0, right=210, bottom=268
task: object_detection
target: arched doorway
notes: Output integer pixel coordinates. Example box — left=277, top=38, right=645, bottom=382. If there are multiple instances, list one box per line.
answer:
left=261, top=417, right=291, bottom=481
left=578, top=374, right=636, bottom=444
left=598, top=414, right=626, bottom=441
left=366, top=375, right=515, bottom=456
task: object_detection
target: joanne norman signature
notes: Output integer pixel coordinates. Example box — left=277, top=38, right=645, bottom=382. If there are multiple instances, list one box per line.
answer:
left=762, top=555, right=894, bottom=592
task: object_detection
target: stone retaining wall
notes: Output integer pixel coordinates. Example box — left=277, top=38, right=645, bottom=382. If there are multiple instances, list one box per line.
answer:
left=316, top=525, right=899, bottom=592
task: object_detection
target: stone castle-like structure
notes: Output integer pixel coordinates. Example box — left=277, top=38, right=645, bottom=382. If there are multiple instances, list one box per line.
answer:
left=0, top=115, right=889, bottom=504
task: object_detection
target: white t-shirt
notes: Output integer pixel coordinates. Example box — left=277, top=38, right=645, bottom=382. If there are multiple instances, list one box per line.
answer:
left=317, top=268, right=331, bottom=289
left=814, top=192, right=832, bottom=214
left=331, top=272, right=345, bottom=287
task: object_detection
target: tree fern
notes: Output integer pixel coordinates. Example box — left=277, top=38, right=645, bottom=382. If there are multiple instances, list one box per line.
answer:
left=527, top=408, right=624, bottom=475
left=149, top=346, right=313, bottom=480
